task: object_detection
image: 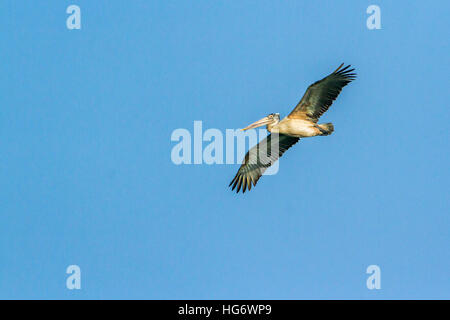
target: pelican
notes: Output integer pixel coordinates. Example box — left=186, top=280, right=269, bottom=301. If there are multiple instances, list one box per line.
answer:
left=229, top=63, right=356, bottom=193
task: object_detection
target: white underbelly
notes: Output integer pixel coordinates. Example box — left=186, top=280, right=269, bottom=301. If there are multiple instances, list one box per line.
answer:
left=272, top=119, right=319, bottom=137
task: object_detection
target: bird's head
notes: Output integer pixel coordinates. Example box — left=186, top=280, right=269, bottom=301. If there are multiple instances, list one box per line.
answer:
left=241, top=113, right=280, bottom=131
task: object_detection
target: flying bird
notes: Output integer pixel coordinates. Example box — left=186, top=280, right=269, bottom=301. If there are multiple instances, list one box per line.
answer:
left=229, top=63, right=356, bottom=193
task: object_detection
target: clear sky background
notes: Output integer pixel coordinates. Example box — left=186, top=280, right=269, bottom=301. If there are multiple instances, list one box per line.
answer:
left=0, top=1, right=449, bottom=299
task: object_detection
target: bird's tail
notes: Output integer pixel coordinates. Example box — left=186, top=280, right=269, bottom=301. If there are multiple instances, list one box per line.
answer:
left=318, top=123, right=334, bottom=136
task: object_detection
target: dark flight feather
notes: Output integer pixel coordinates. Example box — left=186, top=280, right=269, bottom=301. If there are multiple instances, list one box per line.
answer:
left=229, top=134, right=299, bottom=193
left=288, top=64, right=356, bottom=122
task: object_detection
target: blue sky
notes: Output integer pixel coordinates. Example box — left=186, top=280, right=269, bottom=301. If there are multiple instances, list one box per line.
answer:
left=0, top=1, right=449, bottom=299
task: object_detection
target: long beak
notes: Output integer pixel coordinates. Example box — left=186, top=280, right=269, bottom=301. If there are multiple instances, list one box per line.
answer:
left=241, top=116, right=272, bottom=131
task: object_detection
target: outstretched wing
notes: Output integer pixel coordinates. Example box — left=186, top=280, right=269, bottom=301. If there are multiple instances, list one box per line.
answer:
left=288, top=64, right=356, bottom=122
left=229, top=134, right=299, bottom=193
